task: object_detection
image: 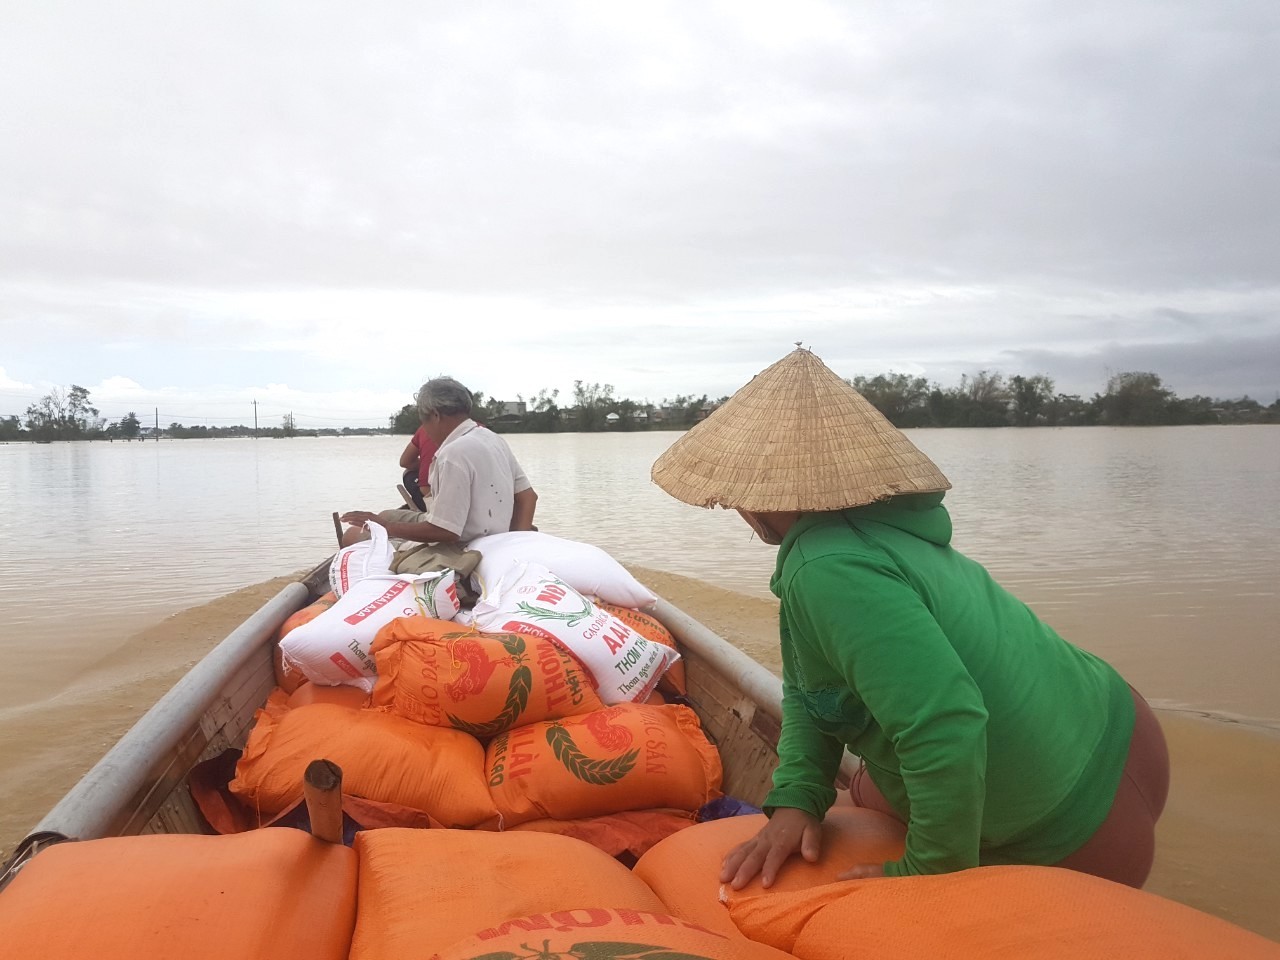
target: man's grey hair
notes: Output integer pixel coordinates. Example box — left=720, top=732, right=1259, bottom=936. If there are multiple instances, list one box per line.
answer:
left=416, top=377, right=474, bottom=419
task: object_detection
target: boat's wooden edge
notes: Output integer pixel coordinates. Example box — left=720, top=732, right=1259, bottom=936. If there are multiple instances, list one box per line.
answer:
left=9, top=562, right=329, bottom=853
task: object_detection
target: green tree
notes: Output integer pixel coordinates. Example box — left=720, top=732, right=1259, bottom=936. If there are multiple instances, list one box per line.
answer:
left=1043, top=393, right=1093, bottom=426
left=573, top=381, right=615, bottom=431
left=0, top=415, right=23, bottom=440
left=119, top=411, right=142, bottom=439
left=24, top=384, right=100, bottom=439
left=938, top=371, right=1010, bottom=426
left=389, top=403, right=419, bottom=433
left=282, top=412, right=297, bottom=437
left=526, top=388, right=561, bottom=431
left=848, top=373, right=931, bottom=427
left=1009, top=375, right=1055, bottom=426
left=1093, top=372, right=1174, bottom=425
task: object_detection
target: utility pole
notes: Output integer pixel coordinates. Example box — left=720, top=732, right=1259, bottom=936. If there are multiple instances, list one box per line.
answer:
left=253, top=399, right=258, bottom=438
left=155, top=407, right=159, bottom=441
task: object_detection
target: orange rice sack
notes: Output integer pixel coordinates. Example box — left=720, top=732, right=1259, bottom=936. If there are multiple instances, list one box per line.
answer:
left=727, top=865, right=1280, bottom=960
left=278, top=592, right=338, bottom=641
left=287, top=682, right=371, bottom=710
left=633, top=807, right=906, bottom=937
left=275, top=594, right=338, bottom=692
left=0, top=830, right=356, bottom=960
left=229, top=702, right=495, bottom=827
left=486, top=703, right=722, bottom=825
left=370, top=618, right=602, bottom=736
left=597, top=600, right=687, bottom=695
left=435, top=908, right=798, bottom=960
left=350, top=829, right=668, bottom=960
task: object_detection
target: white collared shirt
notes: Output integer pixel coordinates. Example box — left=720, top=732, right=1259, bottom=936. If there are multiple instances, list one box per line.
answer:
left=425, top=419, right=532, bottom=542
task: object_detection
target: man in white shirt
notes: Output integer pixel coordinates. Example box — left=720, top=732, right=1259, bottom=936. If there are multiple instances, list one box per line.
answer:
left=341, top=377, right=537, bottom=547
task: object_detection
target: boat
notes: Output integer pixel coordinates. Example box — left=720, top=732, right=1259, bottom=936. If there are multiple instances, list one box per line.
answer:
left=5, top=557, right=1276, bottom=959
left=0, top=554, right=840, bottom=880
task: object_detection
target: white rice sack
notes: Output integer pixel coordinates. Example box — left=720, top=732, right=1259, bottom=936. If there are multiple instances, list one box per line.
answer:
left=471, top=562, right=677, bottom=705
left=468, top=531, right=657, bottom=609
left=279, top=570, right=460, bottom=691
left=328, top=521, right=394, bottom=597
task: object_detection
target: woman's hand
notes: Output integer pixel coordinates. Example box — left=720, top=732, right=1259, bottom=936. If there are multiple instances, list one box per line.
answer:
left=719, top=807, right=822, bottom=890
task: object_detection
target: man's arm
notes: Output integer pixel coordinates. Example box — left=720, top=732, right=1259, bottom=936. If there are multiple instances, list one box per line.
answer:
left=399, top=439, right=420, bottom=470
left=339, top=510, right=461, bottom=544
left=511, top=487, right=538, bottom=531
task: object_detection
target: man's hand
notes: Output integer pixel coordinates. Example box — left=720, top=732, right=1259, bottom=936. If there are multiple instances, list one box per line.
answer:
left=339, top=511, right=380, bottom=528
left=719, top=807, right=822, bottom=890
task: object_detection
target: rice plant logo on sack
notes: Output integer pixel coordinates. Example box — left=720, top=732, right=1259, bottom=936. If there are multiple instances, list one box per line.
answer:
left=445, top=633, right=532, bottom=739
left=546, top=708, right=639, bottom=786
left=499, top=578, right=594, bottom=643
left=420, top=571, right=460, bottom=619
left=455, top=908, right=728, bottom=960
left=447, top=941, right=715, bottom=959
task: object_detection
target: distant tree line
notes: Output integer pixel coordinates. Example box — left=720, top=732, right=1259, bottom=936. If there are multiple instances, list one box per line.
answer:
left=4, top=371, right=1276, bottom=443
left=386, top=371, right=1279, bottom=433
left=1, top=384, right=389, bottom=441
left=846, top=370, right=1278, bottom=428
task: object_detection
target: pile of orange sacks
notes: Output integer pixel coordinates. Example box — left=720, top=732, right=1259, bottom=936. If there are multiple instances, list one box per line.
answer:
left=6, top=812, right=1276, bottom=960
left=233, top=601, right=718, bottom=852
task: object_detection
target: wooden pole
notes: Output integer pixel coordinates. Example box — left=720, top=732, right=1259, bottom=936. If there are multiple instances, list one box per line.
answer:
left=303, top=759, right=344, bottom=844
left=332, top=511, right=344, bottom=546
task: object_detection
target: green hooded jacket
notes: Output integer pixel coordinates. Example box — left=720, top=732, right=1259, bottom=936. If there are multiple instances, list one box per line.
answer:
left=764, top=492, right=1135, bottom=877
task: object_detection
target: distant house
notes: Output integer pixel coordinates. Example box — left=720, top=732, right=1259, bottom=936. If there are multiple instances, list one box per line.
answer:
left=491, top=400, right=527, bottom=425
left=605, top=412, right=620, bottom=426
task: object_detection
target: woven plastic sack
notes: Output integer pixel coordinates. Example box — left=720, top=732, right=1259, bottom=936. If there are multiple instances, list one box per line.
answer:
left=279, top=571, right=460, bottom=691
left=370, top=617, right=602, bottom=736
left=727, top=864, right=1280, bottom=959
left=486, top=703, right=721, bottom=826
left=469, top=530, right=657, bottom=608
left=328, top=521, right=394, bottom=597
left=0, top=830, right=357, bottom=960
left=349, top=829, right=667, bottom=960
left=229, top=700, right=495, bottom=827
left=436, top=908, right=797, bottom=960
left=633, top=807, right=905, bottom=937
left=472, top=562, right=677, bottom=704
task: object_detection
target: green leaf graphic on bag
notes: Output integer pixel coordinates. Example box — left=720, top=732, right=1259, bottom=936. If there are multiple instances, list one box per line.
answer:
left=515, top=594, right=594, bottom=627
left=546, top=724, right=639, bottom=785
left=455, top=939, right=713, bottom=959
left=446, top=633, right=531, bottom=738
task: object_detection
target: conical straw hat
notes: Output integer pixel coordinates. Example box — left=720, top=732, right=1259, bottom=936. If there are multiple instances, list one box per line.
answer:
left=651, top=347, right=951, bottom=512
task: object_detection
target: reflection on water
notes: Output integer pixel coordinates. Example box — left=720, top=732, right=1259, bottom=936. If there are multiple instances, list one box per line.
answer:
left=1, top=426, right=1277, bottom=723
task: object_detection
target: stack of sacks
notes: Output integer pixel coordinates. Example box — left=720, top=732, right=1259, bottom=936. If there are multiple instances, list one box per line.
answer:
left=467, top=531, right=658, bottom=609
left=724, top=864, right=1280, bottom=960
left=470, top=562, right=678, bottom=704
left=229, top=689, right=497, bottom=828
left=632, top=805, right=907, bottom=938
left=349, top=829, right=797, bottom=960
left=0, top=830, right=357, bottom=960
left=369, top=616, right=720, bottom=852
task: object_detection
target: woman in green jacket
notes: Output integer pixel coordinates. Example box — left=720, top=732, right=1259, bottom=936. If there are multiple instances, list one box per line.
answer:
left=651, top=348, right=1169, bottom=889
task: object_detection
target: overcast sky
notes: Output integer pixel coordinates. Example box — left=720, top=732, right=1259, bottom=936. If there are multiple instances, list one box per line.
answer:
left=2, top=0, right=1277, bottom=427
